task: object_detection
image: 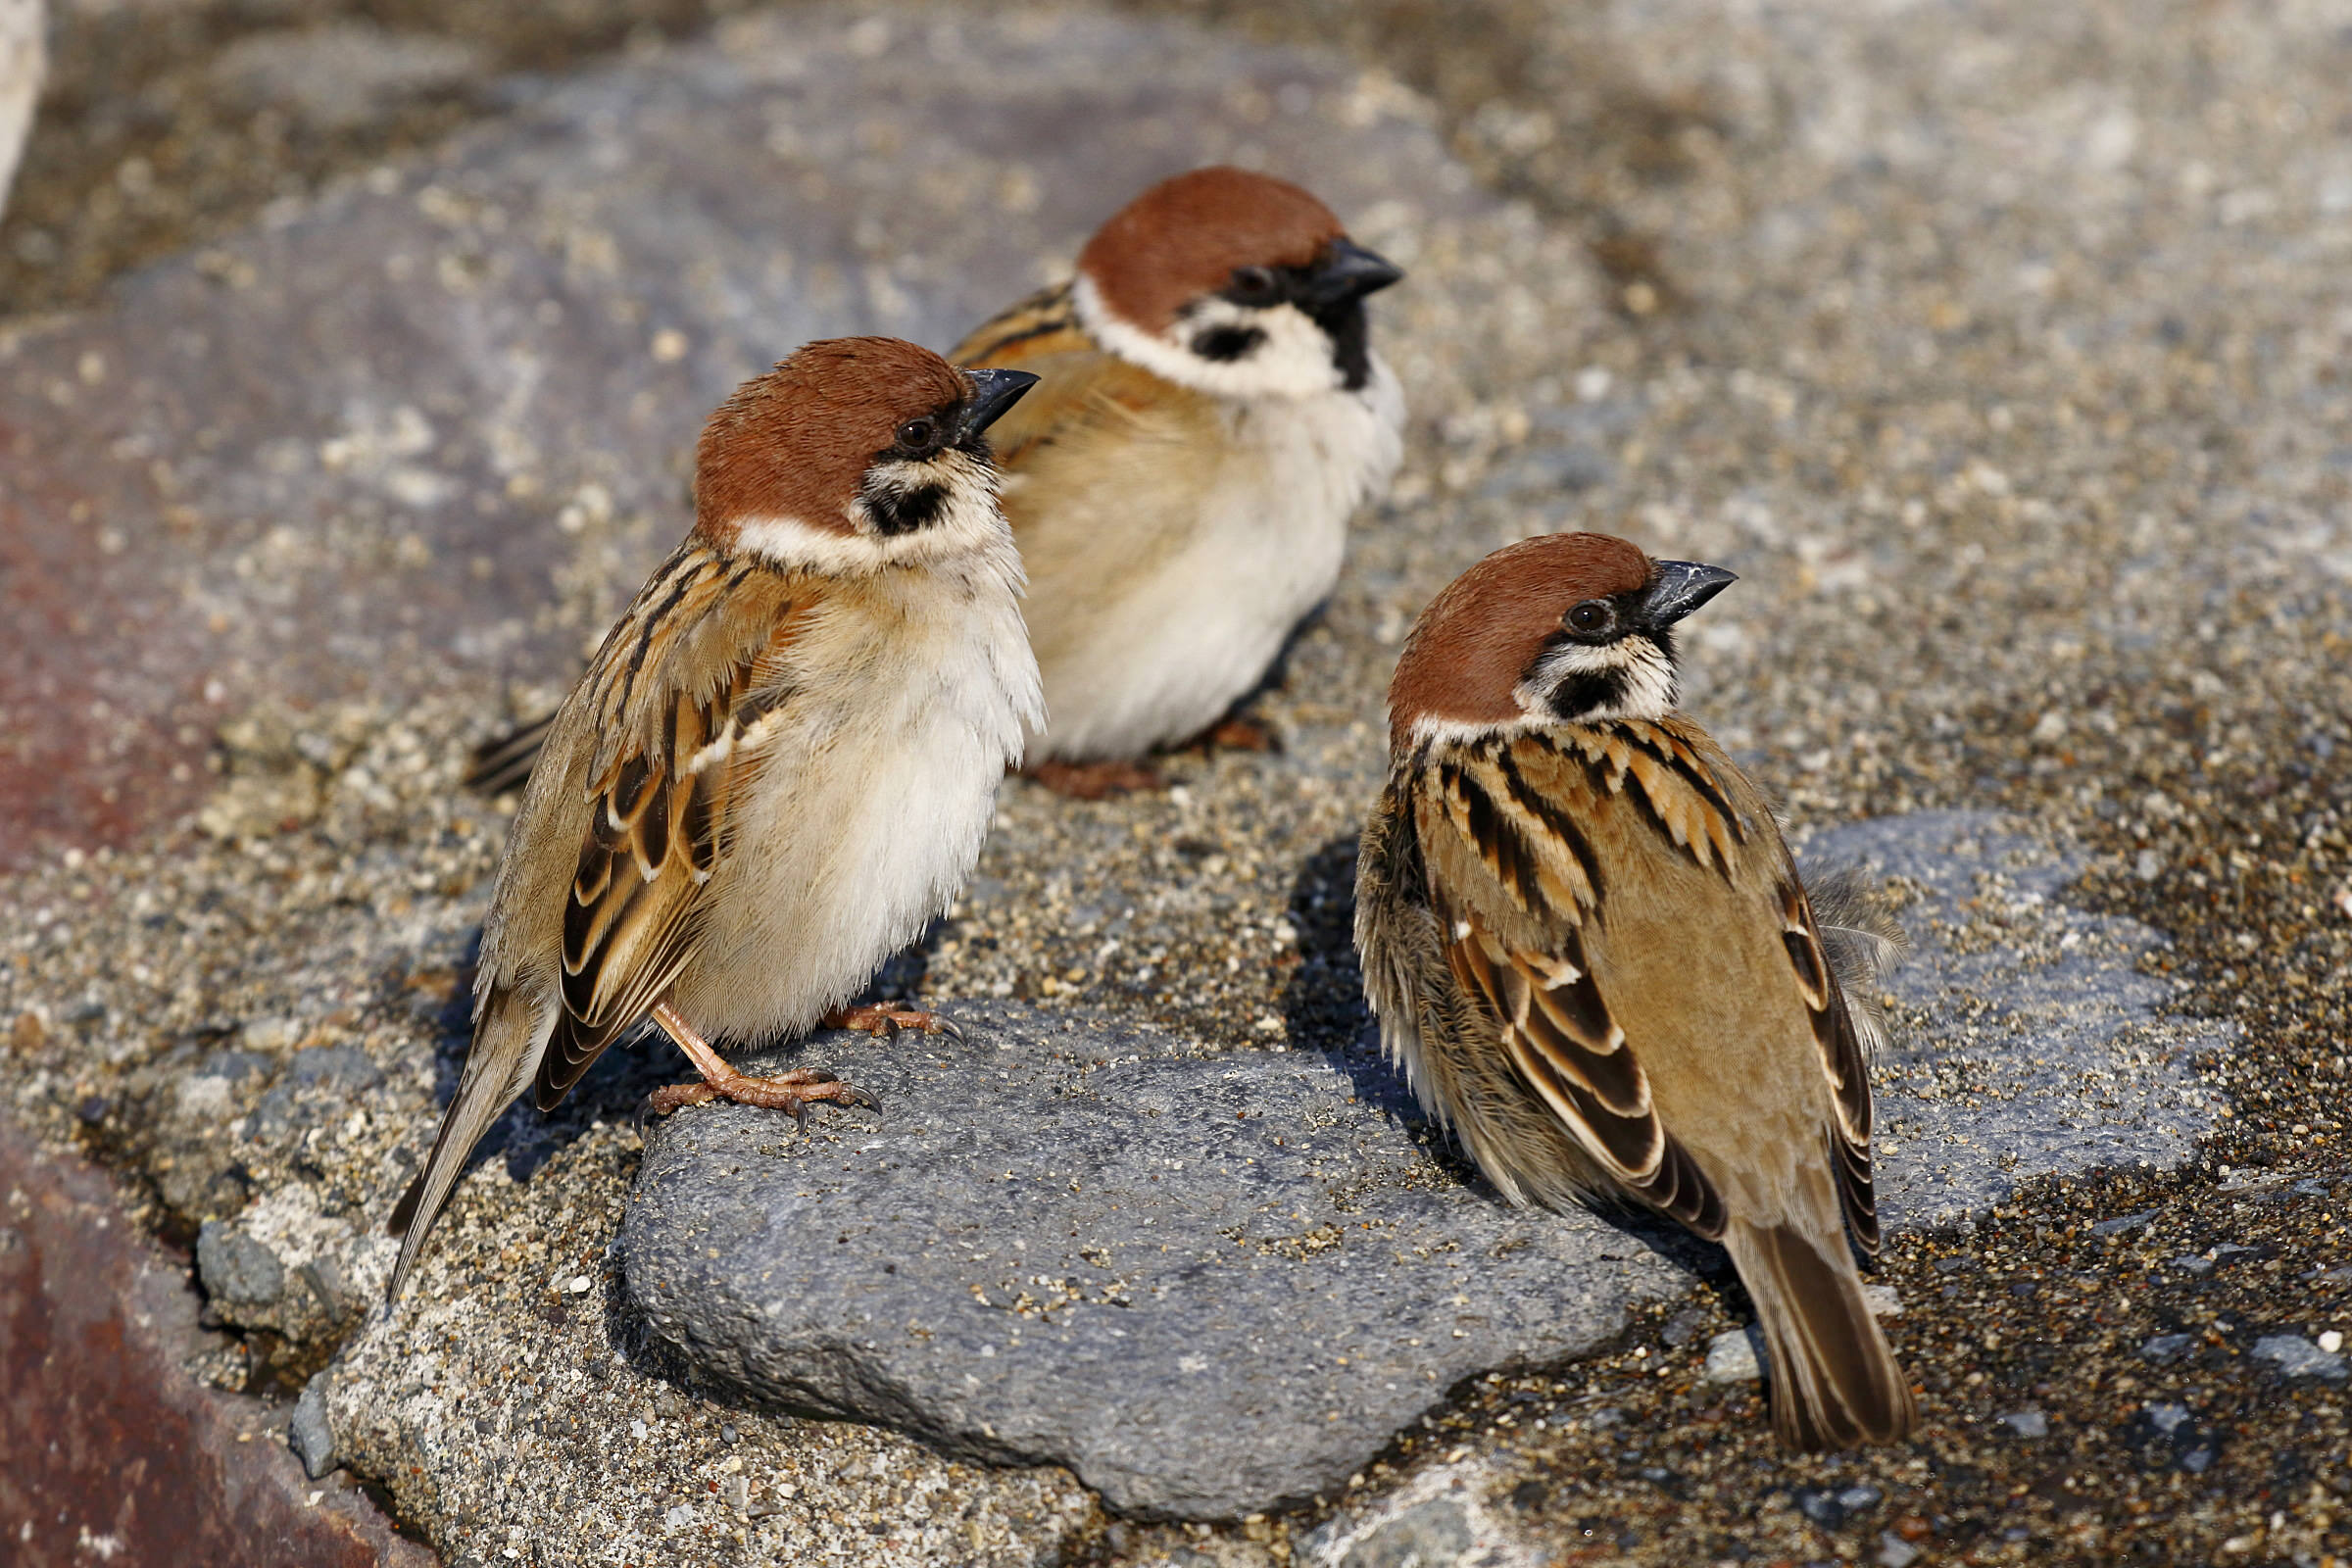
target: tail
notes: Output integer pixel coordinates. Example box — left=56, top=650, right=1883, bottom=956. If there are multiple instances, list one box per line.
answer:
left=386, top=982, right=548, bottom=1299
left=1722, top=1217, right=1917, bottom=1449
left=463, top=713, right=555, bottom=797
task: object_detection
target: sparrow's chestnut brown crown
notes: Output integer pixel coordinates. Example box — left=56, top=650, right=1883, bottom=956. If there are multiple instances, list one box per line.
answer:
left=1386, top=532, right=1736, bottom=750
left=692, top=338, right=1030, bottom=545
left=1078, top=166, right=1392, bottom=334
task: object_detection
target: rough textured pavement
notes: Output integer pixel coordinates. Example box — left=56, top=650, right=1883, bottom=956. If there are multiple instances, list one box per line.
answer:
left=0, top=0, right=2347, bottom=1563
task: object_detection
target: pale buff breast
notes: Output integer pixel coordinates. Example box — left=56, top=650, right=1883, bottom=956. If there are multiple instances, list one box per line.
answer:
left=1016, top=361, right=1403, bottom=760
left=669, top=554, right=1038, bottom=1044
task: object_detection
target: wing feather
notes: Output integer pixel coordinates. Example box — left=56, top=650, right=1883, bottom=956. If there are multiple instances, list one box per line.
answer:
left=531, top=545, right=808, bottom=1109
left=1778, top=878, right=1883, bottom=1257
left=1416, top=736, right=1727, bottom=1238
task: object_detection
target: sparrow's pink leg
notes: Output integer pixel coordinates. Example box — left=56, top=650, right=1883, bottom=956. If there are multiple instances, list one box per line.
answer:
left=821, top=1003, right=963, bottom=1042
left=1026, top=759, right=1165, bottom=799
left=646, top=1001, right=876, bottom=1120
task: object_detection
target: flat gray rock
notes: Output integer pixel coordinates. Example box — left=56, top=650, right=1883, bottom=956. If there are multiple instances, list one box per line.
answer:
left=1799, top=810, right=2227, bottom=1229
left=623, top=813, right=2224, bottom=1520
left=623, top=1006, right=1688, bottom=1521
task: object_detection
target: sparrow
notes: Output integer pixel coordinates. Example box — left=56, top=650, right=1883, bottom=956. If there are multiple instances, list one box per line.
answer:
left=464, top=166, right=1405, bottom=802
left=388, top=338, right=1045, bottom=1298
left=1352, top=532, right=1916, bottom=1449
left=956, top=164, right=1405, bottom=796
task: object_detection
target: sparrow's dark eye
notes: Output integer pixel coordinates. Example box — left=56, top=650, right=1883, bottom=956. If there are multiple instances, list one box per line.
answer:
left=1566, top=599, right=1617, bottom=640
left=1225, top=265, right=1281, bottom=305
left=896, top=417, right=940, bottom=452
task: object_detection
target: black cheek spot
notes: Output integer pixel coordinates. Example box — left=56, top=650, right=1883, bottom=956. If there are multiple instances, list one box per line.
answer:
left=869, top=483, right=949, bottom=536
left=1546, top=668, right=1628, bottom=723
left=1191, top=325, right=1266, bottom=363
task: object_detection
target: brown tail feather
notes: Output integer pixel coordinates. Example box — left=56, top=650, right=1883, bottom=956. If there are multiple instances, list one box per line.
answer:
left=464, top=712, right=555, bottom=796
left=1723, top=1219, right=1917, bottom=1450
left=385, top=982, right=549, bottom=1299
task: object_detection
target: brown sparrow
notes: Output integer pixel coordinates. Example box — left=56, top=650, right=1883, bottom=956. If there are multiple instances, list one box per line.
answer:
left=465, top=167, right=1404, bottom=802
left=1352, top=532, right=1916, bottom=1449
left=956, top=165, right=1404, bottom=796
left=388, top=339, right=1045, bottom=1298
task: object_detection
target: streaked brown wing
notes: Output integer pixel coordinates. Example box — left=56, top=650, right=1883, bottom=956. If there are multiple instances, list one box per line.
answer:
left=532, top=546, right=806, bottom=1108
left=1413, top=737, right=1725, bottom=1237
left=950, top=282, right=1088, bottom=371
left=1546, top=720, right=1749, bottom=873
left=1776, top=877, right=1881, bottom=1256
left=951, top=291, right=1192, bottom=478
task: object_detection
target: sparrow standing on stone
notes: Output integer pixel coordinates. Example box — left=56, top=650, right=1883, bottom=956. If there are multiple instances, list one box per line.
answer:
left=466, top=167, right=1405, bottom=802
left=389, top=339, right=1045, bottom=1298
left=1352, top=532, right=1916, bottom=1449
left=956, top=165, right=1404, bottom=796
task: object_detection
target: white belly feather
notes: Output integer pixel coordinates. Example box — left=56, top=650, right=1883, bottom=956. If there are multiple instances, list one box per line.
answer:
left=672, top=571, right=1039, bottom=1043
left=1035, top=363, right=1402, bottom=761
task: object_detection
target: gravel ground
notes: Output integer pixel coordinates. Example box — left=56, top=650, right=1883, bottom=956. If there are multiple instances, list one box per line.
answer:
left=3, top=0, right=2349, bottom=1564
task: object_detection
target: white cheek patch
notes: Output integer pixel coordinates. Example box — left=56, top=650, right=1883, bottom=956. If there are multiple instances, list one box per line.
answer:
left=737, top=453, right=1012, bottom=575
left=1073, top=273, right=1343, bottom=400
left=1515, top=638, right=1680, bottom=725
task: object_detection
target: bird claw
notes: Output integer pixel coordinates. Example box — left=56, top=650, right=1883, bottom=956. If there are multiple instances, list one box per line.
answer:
left=823, top=1003, right=959, bottom=1041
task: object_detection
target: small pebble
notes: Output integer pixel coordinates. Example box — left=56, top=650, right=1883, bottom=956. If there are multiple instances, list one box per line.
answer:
left=1702, top=1328, right=1761, bottom=1383
left=2088, top=1207, right=2158, bottom=1237
left=2252, top=1334, right=2348, bottom=1382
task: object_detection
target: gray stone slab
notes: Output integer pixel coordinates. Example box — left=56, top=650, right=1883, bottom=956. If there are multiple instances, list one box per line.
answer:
left=1797, top=810, right=2227, bottom=1230
left=623, top=810, right=2226, bottom=1520
left=622, top=1006, right=1687, bottom=1521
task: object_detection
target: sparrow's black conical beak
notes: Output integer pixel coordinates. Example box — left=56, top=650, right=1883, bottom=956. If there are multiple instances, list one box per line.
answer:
left=1643, top=561, right=1738, bottom=628
left=960, top=368, right=1041, bottom=437
left=1301, top=237, right=1404, bottom=307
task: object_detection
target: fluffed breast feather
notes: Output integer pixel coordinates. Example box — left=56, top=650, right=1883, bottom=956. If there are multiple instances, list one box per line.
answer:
left=477, top=541, right=815, bottom=1111
left=1358, top=716, right=1880, bottom=1256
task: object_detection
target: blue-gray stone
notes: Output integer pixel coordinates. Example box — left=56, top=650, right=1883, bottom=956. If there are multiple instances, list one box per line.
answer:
left=290, top=1370, right=338, bottom=1479
left=622, top=1004, right=1684, bottom=1520
left=196, top=1219, right=284, bottom=1307
left=2253, top=1335, right=2347, bottom=1383
left=622, top=811, right=2225, bottom=1519
left=1794, top=811, right=2226, bottom=1230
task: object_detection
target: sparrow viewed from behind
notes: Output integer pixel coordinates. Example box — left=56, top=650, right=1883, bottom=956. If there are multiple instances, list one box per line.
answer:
left=465, top=166, right=1405, bottom=803
left=1353, top=532, right=1917, bottom=1449
left=389, top=338, right=1045, bottom=1298
left=956, top=165, right=1405, bottom=796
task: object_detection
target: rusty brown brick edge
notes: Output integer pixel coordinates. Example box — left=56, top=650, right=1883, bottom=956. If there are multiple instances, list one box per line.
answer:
left=0, top=1106, right=438, bottom=1567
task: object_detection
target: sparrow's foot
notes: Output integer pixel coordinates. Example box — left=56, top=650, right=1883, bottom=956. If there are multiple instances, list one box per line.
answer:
left=647, top=999, right=878, bottom=1123
left=646, top=1065, right=873, bottom=1120
left=1198, top=715, right=1281, bottom=754
left=1027, top=759, right=1164, bottom=799
left=822, top=1003, right=962, bottom=1042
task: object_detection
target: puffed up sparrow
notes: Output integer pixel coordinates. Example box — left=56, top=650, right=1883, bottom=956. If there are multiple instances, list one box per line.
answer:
left=465, top=168, right=1403, bottom=802
left=1352, top=531, right=1916, bottom=1448
left=388, top=338, right=1044, bottom=1298
left=956, top=164, right=1405, bottom=796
